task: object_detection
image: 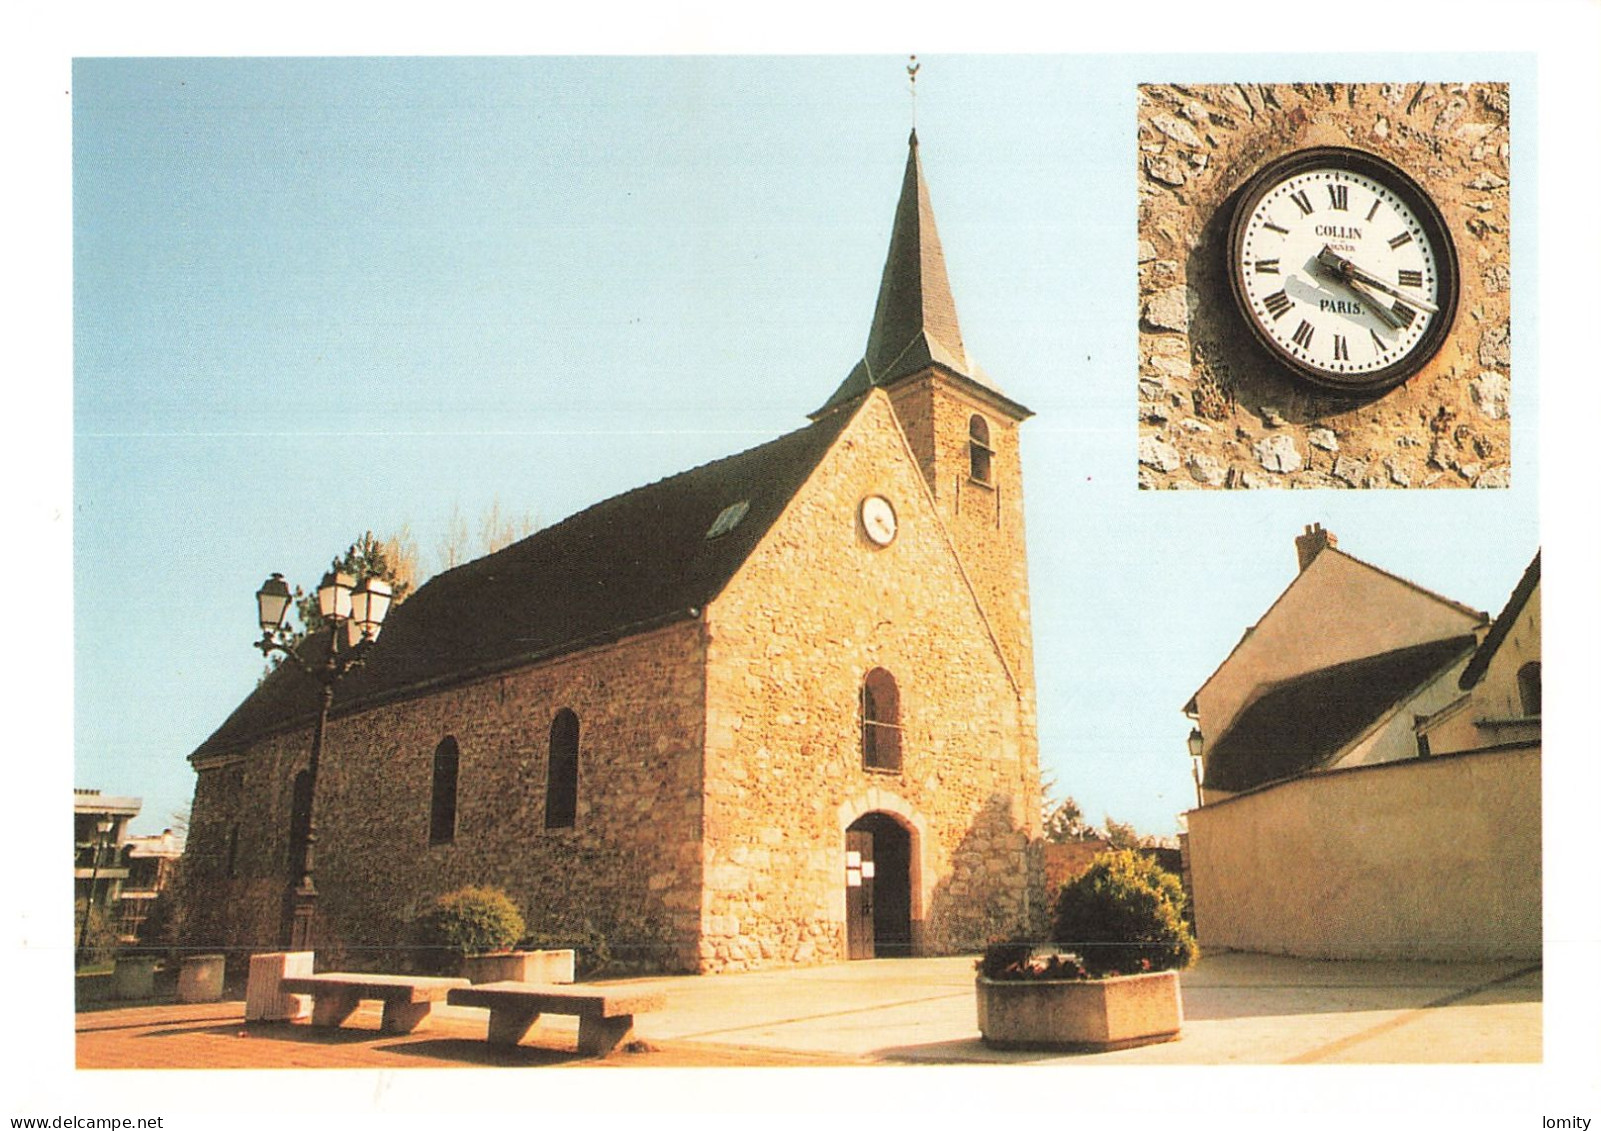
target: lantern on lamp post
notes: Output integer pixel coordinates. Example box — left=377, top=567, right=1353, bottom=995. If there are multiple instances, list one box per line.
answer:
left=255, top=565, right=391, bottom=948
left=1187, top=728, right=1206, bottom=810
left=76, top=815, right=116, bottom=962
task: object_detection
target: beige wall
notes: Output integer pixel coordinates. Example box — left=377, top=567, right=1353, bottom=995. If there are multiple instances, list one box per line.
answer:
left=1424, top=581, right=1541, bottom=755
left=1186, top=747, right=1539, bottom=960
left=702, top=390, right=1041, bottom=970
left=1193, top=549, right=1483, bottom=745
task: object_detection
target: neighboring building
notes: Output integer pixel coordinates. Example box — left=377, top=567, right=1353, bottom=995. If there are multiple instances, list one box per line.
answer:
left=183, top=131, right=1044, bottom=974
left=1416, top=552, right=1541, bottom=758
left=74, top=790, right=140, bottom=928
left=117, top=828, right=185, bottom=945
left=1182, top=532, right=1540, bottom=961
left=1185, top=524, right=1488, bottom=802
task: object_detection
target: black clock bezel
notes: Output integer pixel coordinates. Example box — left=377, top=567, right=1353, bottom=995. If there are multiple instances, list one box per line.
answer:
left=1226, top=146, right=1460, bottom=395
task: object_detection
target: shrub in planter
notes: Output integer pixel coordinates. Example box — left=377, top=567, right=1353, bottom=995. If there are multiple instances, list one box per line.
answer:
left=412, top=886, right=526, bottom=975
left=1050, top=850, right=1196, bottom=978
left=976, top=853, right=1196, bottom=1051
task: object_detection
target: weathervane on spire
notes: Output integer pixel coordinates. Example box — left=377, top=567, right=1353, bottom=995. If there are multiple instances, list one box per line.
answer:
left=907, top=55, right=920, bottom=128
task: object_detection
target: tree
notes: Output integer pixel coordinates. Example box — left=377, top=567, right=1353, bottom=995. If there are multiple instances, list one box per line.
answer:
left=434, top=499, right=538, bottom=574
left=1042, top=795, right=1097, bottom=844
left=1101, top=816, right=1144, bottom=851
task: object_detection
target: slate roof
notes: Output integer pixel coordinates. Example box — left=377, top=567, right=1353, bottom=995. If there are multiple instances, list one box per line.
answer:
left=1201, top=635, right=1479, bottom=794
left=812, top=130, right=1029, bottom=421
left=192, top=406, right=856, bottom=762
left=1459, top=550, right=1540, bottom=691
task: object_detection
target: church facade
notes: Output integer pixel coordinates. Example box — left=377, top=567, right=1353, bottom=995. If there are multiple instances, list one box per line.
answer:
left=183, top=132, right=1044, bottom=974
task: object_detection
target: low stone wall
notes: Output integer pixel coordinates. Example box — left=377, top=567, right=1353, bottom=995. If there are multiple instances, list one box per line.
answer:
left=1186, top=746, right=1539, bottom=960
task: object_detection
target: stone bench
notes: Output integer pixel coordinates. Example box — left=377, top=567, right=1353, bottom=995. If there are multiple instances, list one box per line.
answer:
left=448, top=981, right=666, bottom=1057
left=280, top=973, right=470, bottom=1034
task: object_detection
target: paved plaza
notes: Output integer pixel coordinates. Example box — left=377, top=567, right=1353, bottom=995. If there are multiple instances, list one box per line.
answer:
left=75, top=952, right=1541, bottom=1069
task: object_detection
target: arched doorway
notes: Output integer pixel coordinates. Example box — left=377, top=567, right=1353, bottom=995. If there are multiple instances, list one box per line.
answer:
left=845, top=812, right=913, bottom=959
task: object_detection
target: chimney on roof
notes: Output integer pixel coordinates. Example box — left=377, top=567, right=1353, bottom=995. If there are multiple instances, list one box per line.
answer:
left=1295, top=523, right=1337, bottom=571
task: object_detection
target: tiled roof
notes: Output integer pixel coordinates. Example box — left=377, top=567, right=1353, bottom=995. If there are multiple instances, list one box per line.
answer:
left=1202, top=635, right=1479, bottom=794
left=192, top=406, right=856, bottom=761
left=1459, top=551, right=1540, bottom=690
left=812, top=131, right=1027, bottom=420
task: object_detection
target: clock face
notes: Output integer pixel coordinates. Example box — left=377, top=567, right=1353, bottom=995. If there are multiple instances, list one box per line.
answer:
left=1227, top=147, right=1459, bottom=393
left=860, top=495, right=897, bottom=546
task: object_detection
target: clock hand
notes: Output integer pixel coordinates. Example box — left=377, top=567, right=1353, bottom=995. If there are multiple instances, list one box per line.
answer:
left=1312, top=253, right=1406, bottom=329
left=1343, top=278, right=1408, bottom=330
left=1315, top=247, right=1440, bottom=314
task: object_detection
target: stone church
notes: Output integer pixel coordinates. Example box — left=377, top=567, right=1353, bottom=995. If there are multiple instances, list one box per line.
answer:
left=184, top=131, right=1044, bottom=974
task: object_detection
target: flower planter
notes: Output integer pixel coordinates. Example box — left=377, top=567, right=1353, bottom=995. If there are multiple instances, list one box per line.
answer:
left=975, top=970, right=1183, bottom=1052
left=462, top=949, right=575, bottom=985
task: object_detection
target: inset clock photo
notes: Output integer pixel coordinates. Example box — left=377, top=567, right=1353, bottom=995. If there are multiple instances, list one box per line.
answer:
left=1138, top=83, right=1511, bottom=489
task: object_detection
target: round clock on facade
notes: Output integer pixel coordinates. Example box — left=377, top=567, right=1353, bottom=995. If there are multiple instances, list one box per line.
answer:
left=1227, top=146, right=1459, bottom=393
left=860, top=495, right=897, bottom=546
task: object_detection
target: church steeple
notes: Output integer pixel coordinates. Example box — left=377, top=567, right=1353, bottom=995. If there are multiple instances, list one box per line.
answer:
left=813, top=130, right=1025, bottom=420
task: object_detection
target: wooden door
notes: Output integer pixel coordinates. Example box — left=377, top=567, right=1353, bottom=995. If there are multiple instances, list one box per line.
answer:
left=845, top=829, right=875, bottom=960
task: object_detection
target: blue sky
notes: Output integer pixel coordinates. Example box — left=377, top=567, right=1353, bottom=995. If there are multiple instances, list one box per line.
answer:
left=71, top=54, right=1545, bottom=840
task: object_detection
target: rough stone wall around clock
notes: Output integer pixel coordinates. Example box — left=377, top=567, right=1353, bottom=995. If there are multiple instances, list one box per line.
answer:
left=699, top=391, right=1039, bottom=972
left=1137, top=82, right=1512, bottom=490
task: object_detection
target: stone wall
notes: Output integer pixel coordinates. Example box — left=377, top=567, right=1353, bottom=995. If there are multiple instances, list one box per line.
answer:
left=701, top=391, right=1041, bottom=970
left=1186, top=746, right=1540, bottom=960
left=1138, top=82, right=1512, bottom=489
left=887, top=379, right=1037, bottom=695
left=186, top=621, right=710, bottom=974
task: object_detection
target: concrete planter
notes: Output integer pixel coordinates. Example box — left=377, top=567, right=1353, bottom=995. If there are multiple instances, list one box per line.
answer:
left=112, top=956, right=161, bottom=1001
left=462, top=949, right=576, bottom=985
left=975, top=970, right=1183, bottom=1052
left=178, top=954, right=227, bottom=1003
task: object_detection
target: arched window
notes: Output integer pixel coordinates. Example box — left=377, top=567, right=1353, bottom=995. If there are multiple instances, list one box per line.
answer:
left=429, top=737, right=460, bottom=845
left=1517, top=661, right=1541, bottom=717
left=288, top=770, right=312, bottom=876
left=968, top=414, right=993, bottom=484
left=545, top=709, right=580, bottom=829
left=861, top=668, right=903, bottom=772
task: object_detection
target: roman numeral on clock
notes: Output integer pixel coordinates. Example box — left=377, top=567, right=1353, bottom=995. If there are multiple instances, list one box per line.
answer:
left=1263, top=219, right=1289, bottom=235
left=1392, top=302, right=1416, bottom=328
left=1370, top=328, right=1387, bottom=354
left=1262, top=290, right=1293, bottom=320
left=1255, top=259, right=1280, bottom=274
left=1388, top=231, right=1414, bottom=250
left=1327, top=184, right=1349, bottom=210
left=1365, top=199, right=1381, bottom=222
left=1397, top=268, right=1423, bottom=288
left=1333, top=334, right=1349, bottom=361
left=1290, top=190, right=1314, bottom=215
left=1291, top=320, right=1314, bottom=349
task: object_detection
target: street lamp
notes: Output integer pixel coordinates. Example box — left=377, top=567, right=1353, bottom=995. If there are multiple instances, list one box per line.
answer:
left=255, top=568, right=392, bottom=948
left=1187, top=728, right=1206, bottom=809
left=77, top=815, right=116, bottom=961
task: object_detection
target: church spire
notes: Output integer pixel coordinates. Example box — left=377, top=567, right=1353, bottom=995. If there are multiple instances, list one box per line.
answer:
left=863, top=129, right=970, bottom=387
left=813, top=130, right=1021, bottom=419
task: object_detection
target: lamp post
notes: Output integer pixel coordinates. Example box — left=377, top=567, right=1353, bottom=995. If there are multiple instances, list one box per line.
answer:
left=255, top=568, right=392, bottom=948
left=1187, top=728, right=1206, bottom=810
left=76, top=815, right=116, bottom=962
